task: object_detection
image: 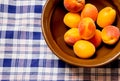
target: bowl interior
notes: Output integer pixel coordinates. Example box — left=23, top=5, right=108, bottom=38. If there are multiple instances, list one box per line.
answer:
left=42, top=0, right=120, bottom=67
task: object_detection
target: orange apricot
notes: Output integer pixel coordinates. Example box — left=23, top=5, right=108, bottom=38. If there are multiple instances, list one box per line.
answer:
left=89, top=29, right=102, bottom=48
left=64, top=28, right=81, bottom=46
left=64, top=0, right=85, bottom=12
left=73, top=40, right=95, bottom=58
left=78, top=17, right=96, bottom=40
left=81, top=3, right=98, bottom=21
left=63, top=12, right=81, bottom=28
left=101, top=25, right=120, bottom=45
left=97, top=7, right=116, bottom=28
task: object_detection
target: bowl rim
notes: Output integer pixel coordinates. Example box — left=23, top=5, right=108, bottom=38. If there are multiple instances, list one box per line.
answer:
left=41, top=0, right=120, bottom=67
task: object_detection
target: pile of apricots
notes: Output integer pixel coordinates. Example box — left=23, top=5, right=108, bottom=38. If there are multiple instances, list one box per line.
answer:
left=63, top=0, right=120, bottom=58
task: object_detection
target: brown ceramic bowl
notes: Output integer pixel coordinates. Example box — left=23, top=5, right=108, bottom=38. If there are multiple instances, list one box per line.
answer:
left=42, top=0, right=120, bottom=67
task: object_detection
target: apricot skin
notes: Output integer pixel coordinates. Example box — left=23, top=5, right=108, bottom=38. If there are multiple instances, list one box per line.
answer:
left=101, top=25, right=120, bottom=45
left=63, top=12, right=81, bottom=28
left=89, top=29, right=102, bottom=48
left=64, top=28, right=81, bottom=46
left=78, top=17, right=96, bottom=40
left=97, top=7, right=116, bottom=28
left=81, top=3, right=98, bottom=21
left=73, top=40, right=95, bottom=59
left=64, top=0, right=85, bottom=12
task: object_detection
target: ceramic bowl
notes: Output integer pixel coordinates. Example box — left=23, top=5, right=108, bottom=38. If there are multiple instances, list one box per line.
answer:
left=42, top=0, right=120, bottom=67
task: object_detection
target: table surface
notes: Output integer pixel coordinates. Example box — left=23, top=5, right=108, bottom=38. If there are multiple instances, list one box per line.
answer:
left=0, top=0, right=120, bottom=81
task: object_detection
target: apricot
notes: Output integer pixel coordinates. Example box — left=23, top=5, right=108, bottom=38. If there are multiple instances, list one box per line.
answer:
left=101, top=25, right=120, bottom=45
left=78, top=17, right=96, bottom=40
left=89, top=29, right=102, bottom=48
left=63, top=12, right=81, bottom=28
left=64, top=28, right=81, bottom=46
left=81, top=3, right=98, bottom=21
left=73, top=40, right=95, bottom=58
left=97, top=7, right=116, bottom=28
left=64, top=0, right=85, bottom=12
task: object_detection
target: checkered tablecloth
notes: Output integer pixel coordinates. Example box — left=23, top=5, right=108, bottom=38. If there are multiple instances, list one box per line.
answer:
left=0, top=0, right=120, bottom=81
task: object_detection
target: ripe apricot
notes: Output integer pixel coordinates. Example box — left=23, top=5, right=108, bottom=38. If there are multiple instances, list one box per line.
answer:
left=78, top=17, right=96, bottom=40
left=89, top=29, right=102, bottom=48
left=63, top=12, right=81, bottom=28
left=64, top=0, right=85, bottom=12
left=73, top=40, right=95, bottom=58
left=64, top=28, right=81, bottom=46
left=97, top=7, right=116, bottom=28
left=81, top=3, right=98, bottom=21
left=101, top=25, right=120, bottom=45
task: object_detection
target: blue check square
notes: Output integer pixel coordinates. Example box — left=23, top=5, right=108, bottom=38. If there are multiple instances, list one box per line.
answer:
left=3, top=59, right=12, bottom=67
